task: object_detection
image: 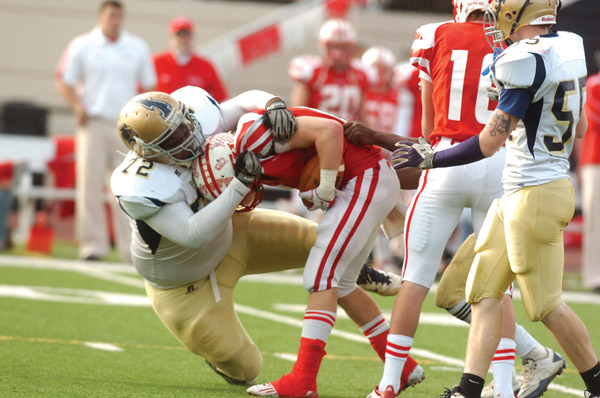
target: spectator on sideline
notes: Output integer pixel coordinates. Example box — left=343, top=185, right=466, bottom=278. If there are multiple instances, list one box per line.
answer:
left=580, top=50, right=600, bottom=294
left=55, top=0, right=156, bottom=262
left=154, top=16, right=228, bottom=101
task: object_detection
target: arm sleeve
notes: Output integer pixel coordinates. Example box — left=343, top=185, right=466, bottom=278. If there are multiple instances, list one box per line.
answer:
left=142, top=178, right=250, bottom=249
left=219, top=90, right=274, bottom=131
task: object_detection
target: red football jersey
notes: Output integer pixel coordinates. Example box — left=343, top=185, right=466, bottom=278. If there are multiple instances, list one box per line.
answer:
left=410, top=21, right=496, bottom=144
left=153, top=52, right=228, bottom=102
left=581, top=72, right=600, bottom=165
left=363, top=87, right=400, bottom=133
left=234, top=107, right=382, bottom=188
left=289, top=55, right=369, bottom=120
left=394, top=62, right=422, bottom=138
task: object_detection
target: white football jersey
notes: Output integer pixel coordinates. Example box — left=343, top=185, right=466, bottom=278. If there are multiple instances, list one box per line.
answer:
left=111, top=152, right=234, bottom=288
left=491, top=31, right=587, bottom=193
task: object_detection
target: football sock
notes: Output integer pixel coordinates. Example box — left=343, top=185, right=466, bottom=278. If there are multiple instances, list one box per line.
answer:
left=272, top=338, right=326, bottom=394
left=514, top=324, right=541, bottom=359
left=580, top=361, right=600, bottom=395
left=458, top=373, right=485, bottom=398
left=359, top=315, right=390, bottom=361
left=301, top=310, right=336, bottom=343
left=378, top=334, right=413, bottom=393
left=491, top=338, right=516, bottom=397
left=446, top=299, right=472, bottom=324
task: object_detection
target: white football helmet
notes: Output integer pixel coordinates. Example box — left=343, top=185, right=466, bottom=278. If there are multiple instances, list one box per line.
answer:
left=361, top=46, right=396, bottom=87
left=484, top=0, right=559, bottom=50
left=118, top=91, right=205, bottom=167
left=318, top=19, right=356, bottom=67
left=193, top=133, right=263, bottom=211
left=453, top=0, right=490, bottom=23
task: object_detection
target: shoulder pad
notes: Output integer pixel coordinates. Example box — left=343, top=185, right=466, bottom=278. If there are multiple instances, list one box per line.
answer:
left=171, top=86, right=224, bottom=135
left=493, top=51, right=538, bottom=89
left=117, top=195, right=162, bottom=220
left=289, top=55, right=321, bottom=82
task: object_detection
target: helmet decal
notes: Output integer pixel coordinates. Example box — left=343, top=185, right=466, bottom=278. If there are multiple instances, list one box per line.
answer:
left=136, top=98, right=173, bottom=119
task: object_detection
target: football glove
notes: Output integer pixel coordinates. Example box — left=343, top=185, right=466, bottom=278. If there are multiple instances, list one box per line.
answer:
left=391, top=137, right=435, bottom=170
left=486, top=85, right=499, bottom=102
left=263, top=99, right=297, bottom=145
left=299, top=187, right=336, bottom=211
left=234, top=150, right=262, bottom=185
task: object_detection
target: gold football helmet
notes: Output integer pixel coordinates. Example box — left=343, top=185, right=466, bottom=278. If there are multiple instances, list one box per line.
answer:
left=484, top=0, right=559, bottom=50
left=118, top=91, right=205, bottom=166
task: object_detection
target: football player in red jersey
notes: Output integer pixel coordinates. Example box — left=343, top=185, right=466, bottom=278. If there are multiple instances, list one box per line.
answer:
left=344, top=2, right=561, bottom=397
left=231, top=106, right=425, bottom=397
left=361, top=46, right=401, bottom=138
left=288, top=18, right=368, bottom=121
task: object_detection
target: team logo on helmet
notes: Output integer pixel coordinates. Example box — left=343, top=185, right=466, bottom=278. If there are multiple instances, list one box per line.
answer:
left=136, top=98, right=173, bottom=119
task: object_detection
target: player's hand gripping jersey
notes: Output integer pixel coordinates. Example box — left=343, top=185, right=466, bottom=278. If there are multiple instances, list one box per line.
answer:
left=491, top=31, right=587, bottom=193
left=234, top=107, right=382, bottom=188
left=289, top=56, right=369, bottom=121
left=410, top=21, right=497, bottom=144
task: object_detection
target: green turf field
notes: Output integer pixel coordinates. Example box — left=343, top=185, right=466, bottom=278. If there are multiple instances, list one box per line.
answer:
left=0, top=252, right=598, bottom=397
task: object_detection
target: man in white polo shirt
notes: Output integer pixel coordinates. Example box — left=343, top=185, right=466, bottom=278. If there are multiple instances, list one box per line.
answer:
left=56, top=0, right=156, bottom=262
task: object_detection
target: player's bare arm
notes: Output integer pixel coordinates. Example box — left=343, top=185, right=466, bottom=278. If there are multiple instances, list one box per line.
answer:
left=479, top=109, right=519, bottom=157
left=420, top=79, right=435, bottom=140
left=288, top=116, right=343, bottom=171
left=576, top=109, right=588, bottom=138
left=343, top=120, right=417, bottom=151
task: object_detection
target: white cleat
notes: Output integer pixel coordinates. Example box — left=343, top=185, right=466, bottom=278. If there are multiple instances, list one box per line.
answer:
left=517, top=348, right=566, bottom=398
left=357, top=265, right=402, bottom=296
left=246, top=383, right=318, bottom=398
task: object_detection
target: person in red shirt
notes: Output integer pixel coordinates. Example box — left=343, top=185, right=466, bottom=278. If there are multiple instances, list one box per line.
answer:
left=153, top=17, right=228, bottom=101
left=580, top=52, right=600, bottom=294
left=288, top=18, right=368, bottom=121
left=233, top=107, right=424, bottom=397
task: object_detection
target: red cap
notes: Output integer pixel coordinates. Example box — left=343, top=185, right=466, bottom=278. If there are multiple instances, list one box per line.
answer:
left=169, top=17, right=194, bottom=33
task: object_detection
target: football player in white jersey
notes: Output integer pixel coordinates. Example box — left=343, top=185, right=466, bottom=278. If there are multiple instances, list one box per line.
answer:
left=392, top=1, right=600, bottom=397
left=110, top=86, right=403, bottom=389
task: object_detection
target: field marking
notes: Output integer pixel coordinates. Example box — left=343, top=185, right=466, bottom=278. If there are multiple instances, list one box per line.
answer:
left=1, top=255, right=599, bottom=306
left=83, top=342, right=124, bottom=352
left=0, top=256, right=589, bottom=396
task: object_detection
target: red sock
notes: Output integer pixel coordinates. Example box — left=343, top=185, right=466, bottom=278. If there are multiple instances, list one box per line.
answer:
left=401, top=355, right=419, bottom=389
left=272, top=338, right=326, bottom=394
left=369, top=329, right=388, bottom=362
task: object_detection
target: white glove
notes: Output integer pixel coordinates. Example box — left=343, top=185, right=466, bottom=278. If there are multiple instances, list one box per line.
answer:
left=486, top=85, right=499, bottom=101
left=299, top=187, right=336, bottom=211
left=391, top=137, right=435, bottom=170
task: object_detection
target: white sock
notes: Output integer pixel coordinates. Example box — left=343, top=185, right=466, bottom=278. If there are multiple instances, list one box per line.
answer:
left=446, top=299, right=472, bottom=324
left=359, top=314, right=389, bottom=338
left=492, top=338, right=516, bottom=397
left=514, top=323, right=539, bottom=359
left=378, top=334, right=413, bottom=393
left=301, top=310, right=336, bottom=343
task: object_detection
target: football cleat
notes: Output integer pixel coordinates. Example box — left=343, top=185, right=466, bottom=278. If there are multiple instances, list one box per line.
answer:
left=205, top=359, right=255, bottom=387
left=517, top=348, right=566, bottom=398
left=357, top=265, right=402, bottom=296
left=441, top=386, right=466, bottom=397
left=247, top=382, right=317, bottom=397
left=401, top=358, right=425, bottom=390
left=481, top=374, right=521, bottom=397
left=366, top=385, right=398, bottom=398
left=584, top=391, right=600, bottom=398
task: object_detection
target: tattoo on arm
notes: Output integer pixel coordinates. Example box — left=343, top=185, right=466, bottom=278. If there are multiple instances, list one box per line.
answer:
left=488, top=112, right=512, bottom=137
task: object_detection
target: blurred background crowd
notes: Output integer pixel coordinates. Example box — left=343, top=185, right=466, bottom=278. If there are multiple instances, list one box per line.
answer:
left=0, top=0, right=598, bottom=292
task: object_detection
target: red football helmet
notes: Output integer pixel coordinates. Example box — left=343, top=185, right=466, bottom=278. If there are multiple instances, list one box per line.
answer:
left=318, top=18, right=357, bottom=68
left=193, top=133, right=263, bottom=212
left=453, top=0, right=491, bottom=22
left=361, top=46, right=396, bottom=87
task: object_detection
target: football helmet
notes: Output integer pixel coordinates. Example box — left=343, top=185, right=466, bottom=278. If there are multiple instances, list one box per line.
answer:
left=484, top=0, right=559, bottom=50
left=453, top=0, right=490, bottom=23
left=318, top=18, right=356, bottom=67
left=118, top=91, right=205, bottom=167
left=361, top=46, right=396, bottom=87
left=193, top=133, right=263, bottom=212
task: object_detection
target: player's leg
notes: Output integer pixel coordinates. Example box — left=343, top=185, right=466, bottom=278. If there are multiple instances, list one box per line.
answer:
left=372, top=167, right=463, bottom=397
left=509, top=180, right=600, bottom=396
left=145, top=264, right=261, bottom=385
left=76, top=118, right=110, bottom=260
